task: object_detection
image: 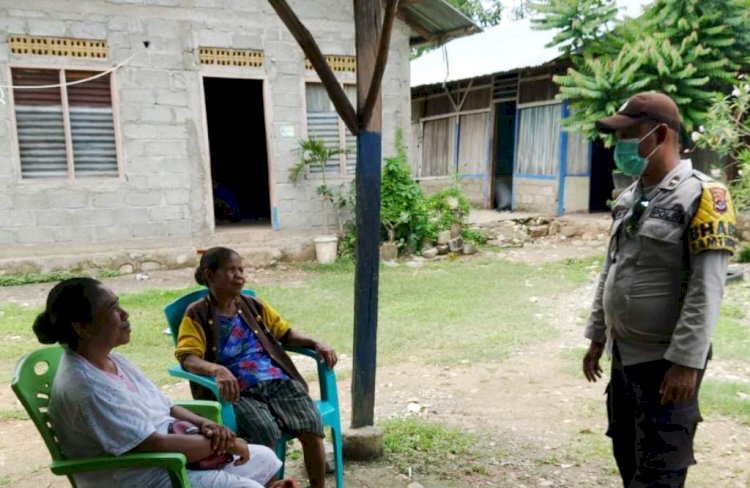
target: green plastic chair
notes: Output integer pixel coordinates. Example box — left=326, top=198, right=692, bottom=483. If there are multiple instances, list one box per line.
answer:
left=11, top=346, right=223, bottom=488
left=165, top=288, right=344, bottom=487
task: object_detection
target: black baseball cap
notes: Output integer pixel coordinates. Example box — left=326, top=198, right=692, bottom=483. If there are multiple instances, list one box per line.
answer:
left=596, top=92, right=682, bottom=133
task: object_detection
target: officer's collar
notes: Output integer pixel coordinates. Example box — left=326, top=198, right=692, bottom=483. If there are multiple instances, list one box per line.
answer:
left=654, top=159, right=692, bottom=192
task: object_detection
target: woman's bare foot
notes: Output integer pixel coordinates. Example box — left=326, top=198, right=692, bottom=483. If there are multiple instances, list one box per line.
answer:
left=267, top=479, right=301, bottom=488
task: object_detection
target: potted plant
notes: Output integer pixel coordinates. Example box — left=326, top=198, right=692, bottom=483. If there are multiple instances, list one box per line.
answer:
left=289, top=138, right=348, bottom=264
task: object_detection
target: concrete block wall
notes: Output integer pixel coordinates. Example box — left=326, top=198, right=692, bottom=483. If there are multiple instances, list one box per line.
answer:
left=513, top=177, right=558, bottom=214
left=418, top=176, right=486, bottom=208
left=0, top=0, right=412, bottom=245
left=563, top=176, right=590, bottom=213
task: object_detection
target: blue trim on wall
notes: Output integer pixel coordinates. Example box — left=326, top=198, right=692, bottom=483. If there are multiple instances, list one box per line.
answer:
left=515, top=173, right=556, bottom=180
left=484, top=111, right=493, bottom=206
left=271, top=206, right=280, bottom=230
left=587, top=140, right=594, bottom=176
left=460, top=173, right=488, bottom=179
left=557, top=101, right=570, bottom=216
left=453, top=117, right=460, bottom=172
left=511, top=107, right=520, bottom=210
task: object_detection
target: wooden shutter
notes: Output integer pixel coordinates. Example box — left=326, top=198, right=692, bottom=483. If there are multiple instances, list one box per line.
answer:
left=66, top=71, right=118, bottom=178
left=11, top=68, right=68, bottom=178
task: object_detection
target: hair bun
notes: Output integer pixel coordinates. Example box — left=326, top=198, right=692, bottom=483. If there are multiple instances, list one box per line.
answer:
left=32, top=311, right=59, bottom=344
left=194, top=267, right=206, bottom=286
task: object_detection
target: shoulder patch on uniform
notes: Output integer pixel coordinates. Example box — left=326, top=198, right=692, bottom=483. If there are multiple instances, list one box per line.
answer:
left=688, top=181, right=738, bottom=254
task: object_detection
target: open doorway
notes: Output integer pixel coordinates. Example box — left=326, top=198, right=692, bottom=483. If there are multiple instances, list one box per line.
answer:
left=203, top=77, right=270, bottom=225
left=492, top=101, right=516, bottom=210
left=589, top=139, right=615, bottom=212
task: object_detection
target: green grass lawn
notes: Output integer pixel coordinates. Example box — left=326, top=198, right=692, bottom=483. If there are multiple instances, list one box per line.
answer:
left=2, top=257, right=591, bottom=403
left=558, top=281, right=750, bottom=427
left=3, top=255, right=748, bottom=484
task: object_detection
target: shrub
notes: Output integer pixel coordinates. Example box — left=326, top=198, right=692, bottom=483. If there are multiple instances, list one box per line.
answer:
left=425, top=181, right=472, bottom=236
left=461, top=228, right=488, bottom=245
left=738, top=245, right=750, bottom=263
left=380, top=130, right=431, bottom=253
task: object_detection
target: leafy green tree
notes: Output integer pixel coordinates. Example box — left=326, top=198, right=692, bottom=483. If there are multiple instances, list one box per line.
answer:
left=530, top=0, right=617, bottom=58
left=555, top=33, right=712, bottom=139
left=643, top=0, right=750, bottom=90
left=509, top=0, right=534, bottom=20
left=694, top=77, right=750, bottom=209
left=446, top=0, right=503, bottom=27
left=534, top=0, right=750, bottom=141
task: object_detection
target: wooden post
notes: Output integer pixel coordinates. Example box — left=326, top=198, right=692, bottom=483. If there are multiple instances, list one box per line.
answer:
left=268, top=0, right=399, bottom=431
left=351, top=0, right=383, bottom=429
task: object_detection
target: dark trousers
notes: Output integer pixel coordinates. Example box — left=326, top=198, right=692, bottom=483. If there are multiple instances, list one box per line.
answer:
left=606, top=344, right=705, bottom=488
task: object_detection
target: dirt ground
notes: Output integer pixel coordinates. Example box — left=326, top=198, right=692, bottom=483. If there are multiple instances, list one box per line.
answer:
left=2, top=240, right=749, bottom=487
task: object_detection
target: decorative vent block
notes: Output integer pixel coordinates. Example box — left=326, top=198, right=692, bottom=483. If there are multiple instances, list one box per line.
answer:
left=199, top=47, right=264, bottom=67
left=305, top=55, right=356, bottom=73
left=9, top=35, right=107, bottom=58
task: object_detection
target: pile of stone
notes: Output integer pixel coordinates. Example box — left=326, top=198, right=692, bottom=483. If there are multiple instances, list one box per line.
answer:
left=471, top=216, right=610, bottom=249
left=421, top=230, right=477, bottom=259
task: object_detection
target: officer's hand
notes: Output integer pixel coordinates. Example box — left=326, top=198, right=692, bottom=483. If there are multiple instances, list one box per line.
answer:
left=660, top=364, right=698, bottom=404
left=583, top=341, right=605, bottom=382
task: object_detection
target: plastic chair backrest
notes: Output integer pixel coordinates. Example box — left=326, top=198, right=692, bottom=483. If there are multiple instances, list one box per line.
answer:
left=11, top=346, right=66, bottom=461
left=165, top=288, right=256, bottom=345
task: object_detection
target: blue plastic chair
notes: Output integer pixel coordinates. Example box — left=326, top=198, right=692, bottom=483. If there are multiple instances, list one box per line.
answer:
left=165, top=289, right=344, bottom=487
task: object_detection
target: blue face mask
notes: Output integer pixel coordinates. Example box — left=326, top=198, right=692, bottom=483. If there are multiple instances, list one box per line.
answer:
left=613, top=125, right=661, bottom=177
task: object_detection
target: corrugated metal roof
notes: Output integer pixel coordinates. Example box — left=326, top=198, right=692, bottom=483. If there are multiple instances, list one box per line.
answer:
left=399, top=0, right=480, bottom=46
left=410, top=0, right=654, bottom=89
left=410, top=18, right=561, bottom=89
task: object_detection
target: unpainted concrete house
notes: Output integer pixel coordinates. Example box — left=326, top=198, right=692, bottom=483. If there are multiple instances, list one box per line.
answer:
left=410, top=18, right=616, bottom=215
left=0, top=0, right=476, bottom=248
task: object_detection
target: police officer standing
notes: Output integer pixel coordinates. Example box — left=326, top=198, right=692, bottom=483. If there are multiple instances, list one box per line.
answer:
left=582, top=92, right=737, bottom=487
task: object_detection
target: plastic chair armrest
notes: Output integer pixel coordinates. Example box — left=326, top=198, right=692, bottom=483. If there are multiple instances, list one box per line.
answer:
left=283, top=345, right=318, bottom=359
left=168, top=365, right=220, bottom=398
left=174, top=400, right=222, bottom=424
left=50, top=452, right=187, bottom=475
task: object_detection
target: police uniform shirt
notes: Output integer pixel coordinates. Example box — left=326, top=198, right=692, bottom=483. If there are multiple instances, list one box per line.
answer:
left=585, top=160, right=737, bottom=370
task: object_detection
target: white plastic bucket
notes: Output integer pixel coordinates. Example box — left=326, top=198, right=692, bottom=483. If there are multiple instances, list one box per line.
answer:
left=313, top=235, right=338, bottom=264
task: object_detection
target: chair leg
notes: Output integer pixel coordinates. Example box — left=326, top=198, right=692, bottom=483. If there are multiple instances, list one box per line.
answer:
left=274, top=438, right=287, bottom=480
left=331, top=425, right=344, bottom=488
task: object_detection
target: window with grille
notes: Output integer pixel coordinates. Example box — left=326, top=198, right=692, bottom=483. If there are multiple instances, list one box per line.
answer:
left=305, top=82, right=356, bottom=175
left=11, top=68, right=119, bottom=179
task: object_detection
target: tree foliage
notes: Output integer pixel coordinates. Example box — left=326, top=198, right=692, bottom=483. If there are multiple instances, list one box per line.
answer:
left=446, top=0, right=503, bottom=27
left=533, top=0, right=750, bottom=142
left=530, top=0, right=617, bottom=58
left=694, top=77, right=750, bottom=210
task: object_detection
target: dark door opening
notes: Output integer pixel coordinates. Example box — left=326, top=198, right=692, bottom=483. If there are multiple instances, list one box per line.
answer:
left=492, top=101, right=516, bottom=210
left=203, top=77, right=270, bottom=225
left=589, top=139, right=615, bottom=212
